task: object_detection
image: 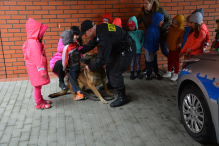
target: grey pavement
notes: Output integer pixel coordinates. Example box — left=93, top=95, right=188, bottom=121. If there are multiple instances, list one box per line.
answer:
left=0, top=71, right=212, bottom=146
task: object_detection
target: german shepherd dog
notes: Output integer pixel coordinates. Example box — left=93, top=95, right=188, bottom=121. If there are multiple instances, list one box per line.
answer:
left=49, top=53, right=113, bottom=104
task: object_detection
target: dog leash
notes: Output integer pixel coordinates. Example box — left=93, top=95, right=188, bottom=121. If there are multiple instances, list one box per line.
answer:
left=67, top=72, right=114, bottom=101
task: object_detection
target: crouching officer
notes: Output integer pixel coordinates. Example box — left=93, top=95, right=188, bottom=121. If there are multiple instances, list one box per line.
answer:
left=79, top=20, right=136, bottom=107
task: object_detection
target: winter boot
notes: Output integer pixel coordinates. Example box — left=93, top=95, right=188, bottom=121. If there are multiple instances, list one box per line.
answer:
left=170, top=73, right=178, bottom=81
left=162, top=71, right=171, bottom=78
left=110, top=89, right=129, bottom=107
left=146, top=74, right=152, bottom=80
left=142, top=67, right=147, bottom=74
left=155, top=73, right=162, bottom=80
left=130, top=71, right=135, bottom=80
left=137, top=70, right=143, bottom=79
left=99, top=82, right=114, bottom=90
left=59, top=82, right=68, bottom=90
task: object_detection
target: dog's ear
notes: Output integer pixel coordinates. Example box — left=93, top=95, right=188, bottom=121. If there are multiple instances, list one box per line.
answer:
left=94, top=53, right=98, bottom=58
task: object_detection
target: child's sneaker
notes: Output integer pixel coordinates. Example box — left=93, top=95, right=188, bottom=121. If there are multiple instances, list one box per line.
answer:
left=74, top=91, right=85, bottom=101
left=170, top=73, right=178, bottom=81
left=35, top=103, right=51, bottom=110
left=162, top=71, right=171, bottom=78
left=43, top=99, right=52, bottom=104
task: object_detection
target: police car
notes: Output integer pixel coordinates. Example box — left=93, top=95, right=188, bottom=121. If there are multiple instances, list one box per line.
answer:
left=177, top=52, right=219, bottom=144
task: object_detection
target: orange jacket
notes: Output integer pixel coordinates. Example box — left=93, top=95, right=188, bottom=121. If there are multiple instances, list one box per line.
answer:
left=180, top=23, right=207, bottom=56
left=166, top=14, right=185, bottom=51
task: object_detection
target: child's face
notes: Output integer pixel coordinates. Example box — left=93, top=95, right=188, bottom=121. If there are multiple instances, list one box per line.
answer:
left=129, top=26, right=135, bottom=31
left=191, top=22, right=196, bottom=29
left=186, top=21, right=192, bottom=27
left=74, top=34, right=79, bottom=40
left=172, top=22, right=178, bottom=28
left=103, top=20, right=109, bottom=23
left=158, top=20, right=164, bottom=27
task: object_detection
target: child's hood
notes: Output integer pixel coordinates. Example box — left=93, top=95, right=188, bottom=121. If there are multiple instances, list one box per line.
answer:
left=112, top=17, right=122, bottom=28
left=128, top=16, right=138, bottom=29
left=26, top=18, right=47, bottom=40
left=102, top=12, right=113, bottom=23
left=60, top=29, right=74, bottom=45
left=151, top=12, right=164, bottom=27
left=173, top=14, right=184, bottom=30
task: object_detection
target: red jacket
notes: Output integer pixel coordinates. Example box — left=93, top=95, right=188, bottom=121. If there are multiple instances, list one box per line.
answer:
left=22, top=18, right=50, bottom=86
left=181, top=23, right=207, bottom=56
left=202, top=23, right=210, bottom=47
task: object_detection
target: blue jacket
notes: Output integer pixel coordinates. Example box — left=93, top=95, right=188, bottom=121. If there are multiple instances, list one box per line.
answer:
left=144, top=12, right=164, bottom=53
left=128, top=16, right=144, bottom=54
left=181, top=26, right=191, bottom=49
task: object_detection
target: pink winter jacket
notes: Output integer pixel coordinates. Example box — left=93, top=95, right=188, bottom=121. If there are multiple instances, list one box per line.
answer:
left=50, top=38, right=64, bottom=76
left=22, top=18, right=50, bottom=87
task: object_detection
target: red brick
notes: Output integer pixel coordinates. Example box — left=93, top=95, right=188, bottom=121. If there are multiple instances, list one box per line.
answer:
left=71, top=5, right=84, bottom=9
left=172, top=6, right=184, bottom=10
left=50, top=10, right=63, bottom=14
left=15, top=42, right=25, bottom=45
left=57, top=14, right=71, bottom=18
left=19, top=11, right=33, bottom=15
left=5, top=11, right=18, bottom=15
left=8, top=29, right=21, bottom=33
left=64, top=18, right=78, bottom=22
left=184, top=6, right=197, bottom=10
left=14, top=33, right=26, bottom=37
left=165, top=2, right=178, bottom=6
left=191, top=1, right=203, bottom=5
left=44, top=23, right=57, bottom=27
left=14, top=70, right=25, bottom=74
left=13, top=62, right=24, bottom=66
left=27, top=15, right=42, bottom=19
left=50, top=19, right=64, bottom=23
left=34, top=11, right=49, bottom=15
left=33, top=2, right=48, bottom=5
left=0, top=25, right=12, bottom=29
left=209, top=12, right=219, bottom=16
left=56, top=23, right=72, bottom=27
left=18, top=66, right=26, bottom=70
left=17, top=2, right=32, bottom=5
left=78, top=1, right=91, bottom=5
left=99, top=5, right=112, bottom=9
left=50, top=28, right=65, bottom=32
left=72, top=14, right=85, bottom=18
left=12, top=54, right=23, bottom=58
left=13, top=24, right=26, bottom=28
left=0, top=11, right=5, bottom=15
left=26, top=6, right=41, bottom=10
left=0, top=20, right=6, bottom=24
left=43, top=15, right=57, bottom=19
left=92, top=9, right=105, bottom=13
left=178, top=10, right=191, bottom=14
left=204, top=1, right=216, bottom=4
left=42, top=6, right=56, bottom=10
left=197, top=5, right=209, bottom=9
left=5, top=58, right=16, bottom=63
left=57, top=6, right=71, bottom=10
left=92, top=1, right=105, bottom=4
left=64, top=10, right=77, bottom=14
left=1, top=6, right=9, bottom=10
left=10, top=6, right=26, bottom=10
left=120, top=0, right=132, bottom=4
left=63, top=1, right=77, bottom=5
left=11, top=15, right=26, bottom=19
left=106, top=9, right=119, bottom=13
left=10, top=37, right=22, bottom=41
left=4, top=1, right=17, bottom=5
left=85, top=14, right=99, bottom=18
left=7, top=20, right=20, bottom=24
left=106, top=1, right=119, bottom=4
left=0, top=15, right=11, bottom=19
left=113, top=4, right=126, bottom=8
left=78, top=10, right=91, bottom=13
left=85, top=5, right=98, bottom=9
left=44, top=32, right=58, bottom=36
left=49, top=2, right=63, bottom=5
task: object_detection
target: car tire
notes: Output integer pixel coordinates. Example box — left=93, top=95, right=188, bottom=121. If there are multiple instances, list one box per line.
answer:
left=180, top=84, right=214, bottom=144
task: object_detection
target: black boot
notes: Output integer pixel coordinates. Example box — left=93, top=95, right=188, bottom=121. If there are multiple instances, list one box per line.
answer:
left=136, top=70, right=143, bottom=79
left=146, top=74, right=152, bottom=80
left=110, top=89, right=129, bottom=107
left=59, top=82, right=68, bottom=90
left=99, top=82, right=114, bottom=90
left=130, top=71, right=135, bottom=80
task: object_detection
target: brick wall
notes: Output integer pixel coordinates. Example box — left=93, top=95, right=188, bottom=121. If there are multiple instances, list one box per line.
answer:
left=0, top=0, right=218, bottom=78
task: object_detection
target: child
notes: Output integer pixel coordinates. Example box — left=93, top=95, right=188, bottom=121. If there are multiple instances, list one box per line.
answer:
left=210, top=19, right=219, bottom=52
left=163, top=14, right=185, bottom=81
left=191, top=8, right=210, bottom=52
left=112, top=17, right=122, bottom=28
left=61, top=27, right=85, bottom=101
left=144, top=12, right=164, bottom=80
left=128, top=16, right=144, bottom=80
left=22, top=18, right=51, bottom=109
left=50, top=26, right=77, bottom=91
left=102, top=12, right=113, bottom=24
left=181, top=15, right=191, bottom=49
left=180, top=12, right=208, bottom=57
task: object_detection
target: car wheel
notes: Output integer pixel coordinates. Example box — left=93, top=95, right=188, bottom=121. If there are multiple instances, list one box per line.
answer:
left=180, top=84, right=214, bottom=144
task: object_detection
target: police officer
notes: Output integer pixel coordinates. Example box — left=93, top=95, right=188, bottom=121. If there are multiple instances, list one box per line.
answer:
left=79, top=20, right=136, bottom=107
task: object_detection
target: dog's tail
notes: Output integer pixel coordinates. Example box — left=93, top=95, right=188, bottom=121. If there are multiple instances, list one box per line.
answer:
left=48, top=89, right=69, bottom=98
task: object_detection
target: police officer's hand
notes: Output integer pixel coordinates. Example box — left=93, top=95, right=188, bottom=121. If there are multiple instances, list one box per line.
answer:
left=85, top=65, right=90, bottom=72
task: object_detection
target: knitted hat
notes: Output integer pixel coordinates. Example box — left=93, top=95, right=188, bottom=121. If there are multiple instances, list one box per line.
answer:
left=102, top=12, right=113, bottom=23
left=192, top=8, right=204, bottom=17
left=190, top=12, right=203, bottom=25
left=128, top=20, right=136, bottom=27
